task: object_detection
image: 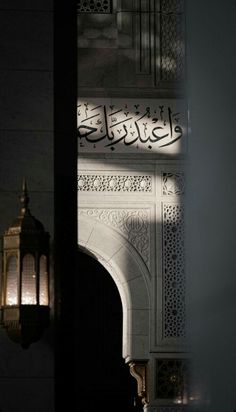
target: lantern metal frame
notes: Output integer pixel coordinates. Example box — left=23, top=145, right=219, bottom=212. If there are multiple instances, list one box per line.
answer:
left=0, top=180, right=50, bottom=348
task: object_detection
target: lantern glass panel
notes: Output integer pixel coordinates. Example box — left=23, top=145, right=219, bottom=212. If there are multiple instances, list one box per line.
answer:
left=39, top=255, right=48, bottom=305
left=6, top=256, right=18, bottom=305
left=21, top=254, right=36, bottom=304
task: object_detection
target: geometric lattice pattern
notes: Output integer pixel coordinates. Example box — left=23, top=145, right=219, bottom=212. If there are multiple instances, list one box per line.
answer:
left=163, top=204, right=185, bottom=338
left=156, top=359, right=190, bottom=400
left=160, top=0, right=185, bottom=81
left=78, top=174, right=152, bottom=192
left=77, top=0, right=112, bottom=13
left=161, top=0, right=184, bottom=13
left=162, top=173, right=185, bottom=195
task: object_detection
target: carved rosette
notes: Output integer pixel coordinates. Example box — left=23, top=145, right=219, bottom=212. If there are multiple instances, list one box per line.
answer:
left=162, top=173, right=185, bottom=195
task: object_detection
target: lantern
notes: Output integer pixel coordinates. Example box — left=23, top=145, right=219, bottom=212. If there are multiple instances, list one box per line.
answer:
left=0, top=180, right=50, bottom=348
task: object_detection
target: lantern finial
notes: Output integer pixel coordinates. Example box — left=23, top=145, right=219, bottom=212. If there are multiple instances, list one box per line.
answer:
left=20, top=178, right=30, bottom=216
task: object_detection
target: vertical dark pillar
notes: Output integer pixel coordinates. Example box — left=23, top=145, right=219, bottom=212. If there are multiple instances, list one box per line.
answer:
left=54, top=1, right=77, bottom=410
left=186, top=1, right=236, bottom=410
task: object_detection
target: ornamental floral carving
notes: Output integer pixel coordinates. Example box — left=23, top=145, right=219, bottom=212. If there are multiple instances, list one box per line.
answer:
left=78, top=208, right=150, bottom=268
left=78, top=174, right=152, bottom=192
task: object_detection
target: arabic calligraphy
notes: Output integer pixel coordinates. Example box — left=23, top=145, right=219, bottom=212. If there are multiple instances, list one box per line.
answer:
left=77, top=99, right=186, bottom=153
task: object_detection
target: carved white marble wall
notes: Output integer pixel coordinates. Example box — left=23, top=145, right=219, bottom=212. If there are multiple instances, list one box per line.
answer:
left=77, top=0, right=187, bottom=407
left=77, top=155, right=188, bottom=408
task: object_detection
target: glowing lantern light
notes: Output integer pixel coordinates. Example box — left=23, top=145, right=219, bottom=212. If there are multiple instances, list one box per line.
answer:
left=0, top=180, right=50, bottom=347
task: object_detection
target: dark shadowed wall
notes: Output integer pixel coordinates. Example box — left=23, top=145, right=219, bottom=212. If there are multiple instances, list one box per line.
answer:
left=0, top=1, right=54, bottom=411
left=186, top=1, right=236, bottom=411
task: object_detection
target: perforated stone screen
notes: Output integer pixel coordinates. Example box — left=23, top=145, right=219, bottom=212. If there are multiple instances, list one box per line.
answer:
left=162, top=204, right=185, bottom=338
left=160, top=0, right=185, bottom=81
left=156, top=358, right=190, bottom=400
left=77, top=0, right=112, bottom=13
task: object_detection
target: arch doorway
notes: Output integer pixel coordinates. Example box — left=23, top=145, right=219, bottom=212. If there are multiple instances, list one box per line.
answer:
left=78, top=249, right=142, bottom=412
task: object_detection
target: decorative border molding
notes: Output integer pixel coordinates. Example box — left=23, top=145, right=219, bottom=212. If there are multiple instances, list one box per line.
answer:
left=78, top=174, right=152, bottom=192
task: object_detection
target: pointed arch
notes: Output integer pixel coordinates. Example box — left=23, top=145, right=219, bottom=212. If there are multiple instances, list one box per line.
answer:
left=78, top=214, right=150, bottom=362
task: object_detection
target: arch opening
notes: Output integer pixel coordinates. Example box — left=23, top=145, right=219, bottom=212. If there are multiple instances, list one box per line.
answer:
left=78, top=249, right=143, bottom=412
left=78, top=215, right=150, bottom=362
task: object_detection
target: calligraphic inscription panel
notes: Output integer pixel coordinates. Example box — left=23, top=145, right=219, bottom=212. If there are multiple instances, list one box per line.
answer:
left=77, top=98, right=187, bottom=154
